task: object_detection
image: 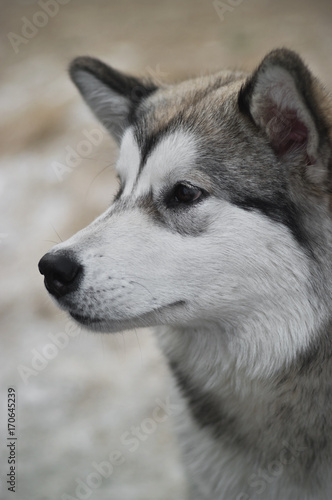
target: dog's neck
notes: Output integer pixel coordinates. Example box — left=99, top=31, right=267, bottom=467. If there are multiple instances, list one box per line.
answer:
left=156, top=320, right=332, bottom=496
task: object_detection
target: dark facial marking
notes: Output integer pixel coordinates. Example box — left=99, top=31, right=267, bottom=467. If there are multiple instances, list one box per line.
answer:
left=136, top=191, right=167, bottom=227
left=134, top=117, right=181, bottom=174
left=233, top=196, right=309, bottom=249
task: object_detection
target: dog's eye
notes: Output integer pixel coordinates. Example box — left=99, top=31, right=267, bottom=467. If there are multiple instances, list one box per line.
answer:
left=168, top=183, right=204, bottom=207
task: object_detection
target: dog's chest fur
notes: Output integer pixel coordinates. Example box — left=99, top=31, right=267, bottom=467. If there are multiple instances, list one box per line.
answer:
left=158, top=325, right=332, bottom=500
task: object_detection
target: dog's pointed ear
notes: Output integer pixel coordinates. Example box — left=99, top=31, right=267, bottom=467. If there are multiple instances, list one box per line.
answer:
left=69, top=57, right=158, bottom=143
left=238, top=49, right=331, bottom=185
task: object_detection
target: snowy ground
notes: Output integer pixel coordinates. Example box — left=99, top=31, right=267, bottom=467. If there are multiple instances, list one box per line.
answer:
left=1, top=1, right=332, bottom=499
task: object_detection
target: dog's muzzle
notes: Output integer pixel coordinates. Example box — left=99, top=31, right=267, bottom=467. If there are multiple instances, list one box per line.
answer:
left=38, top=251, right=83, bottom=299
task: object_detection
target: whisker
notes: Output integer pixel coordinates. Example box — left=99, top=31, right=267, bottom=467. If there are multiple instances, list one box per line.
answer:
left=43, top=239, right=59, bottom=245
left=50, top=223, right=63, bottom=242
left=85, top=162, right=116, bottom=201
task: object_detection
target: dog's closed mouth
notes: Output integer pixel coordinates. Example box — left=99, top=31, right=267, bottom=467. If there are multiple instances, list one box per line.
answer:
left=69, top=311, right=102, bottom=324
left=69, top=301, right=186, bottom=327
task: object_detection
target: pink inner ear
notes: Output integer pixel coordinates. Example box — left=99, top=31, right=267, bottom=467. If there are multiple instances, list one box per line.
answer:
left=264, top=105, right=308, bottom=156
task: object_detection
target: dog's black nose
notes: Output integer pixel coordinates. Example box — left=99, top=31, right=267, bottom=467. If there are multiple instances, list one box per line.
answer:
left=38, top=251, right=82, bottom=298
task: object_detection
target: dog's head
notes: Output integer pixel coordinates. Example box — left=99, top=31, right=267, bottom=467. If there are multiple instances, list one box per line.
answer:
left=39, top=49, right=332, bottom=371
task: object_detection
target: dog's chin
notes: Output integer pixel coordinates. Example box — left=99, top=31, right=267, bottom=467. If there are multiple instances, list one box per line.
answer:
left=68, top=301, right=186, bottom=333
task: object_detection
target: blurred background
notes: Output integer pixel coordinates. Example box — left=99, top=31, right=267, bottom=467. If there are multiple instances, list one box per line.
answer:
left=1, top=0, right=332, bottom=499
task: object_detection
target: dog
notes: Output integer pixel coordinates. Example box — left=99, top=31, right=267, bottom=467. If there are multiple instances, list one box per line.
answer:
left=39, top=49, right=332, bottom=499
